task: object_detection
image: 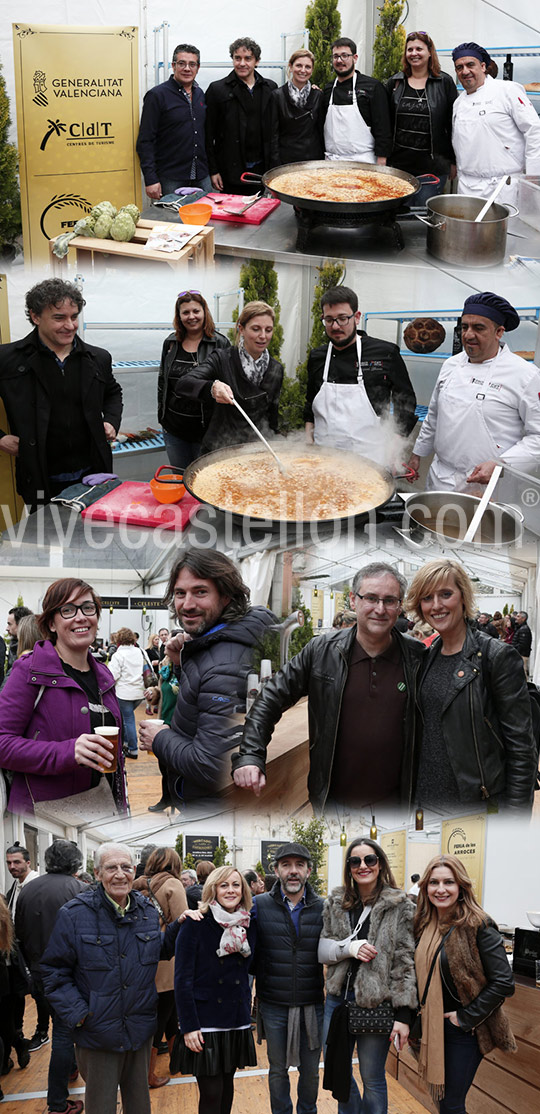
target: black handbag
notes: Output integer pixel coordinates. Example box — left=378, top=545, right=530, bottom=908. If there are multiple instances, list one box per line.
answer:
left=347, top=998, right=394, bottom=1035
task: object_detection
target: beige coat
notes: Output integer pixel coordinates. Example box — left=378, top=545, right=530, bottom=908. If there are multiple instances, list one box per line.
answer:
left=133, top=871, right=187, bottom=992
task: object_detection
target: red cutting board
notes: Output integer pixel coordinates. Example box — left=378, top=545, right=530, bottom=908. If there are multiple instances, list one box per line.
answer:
left=207, top=193, right=280, bottom=224
left=81, top=482, right=200, bottom=531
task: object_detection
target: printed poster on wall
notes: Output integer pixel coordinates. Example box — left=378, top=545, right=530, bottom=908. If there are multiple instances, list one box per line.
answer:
left=380, top=830, right=406, bottom=891
left=441, top=814, right=486, bottom=902
left=12, top=23, right=142, bottom=263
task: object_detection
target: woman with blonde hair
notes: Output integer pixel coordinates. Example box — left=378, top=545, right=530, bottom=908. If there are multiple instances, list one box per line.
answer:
left=176, top=300, right=283, bottom=453
left=16, top=614, right=41, bottom=657
left=405, top=559, right=536, bottom=810
left=413, top=854, right=515, bottom=1113
left=268, top=48, right=323, bottom=167
left=133, top=847, right=187, bottom=1088
left=172, top=866, right=256, bottom=1113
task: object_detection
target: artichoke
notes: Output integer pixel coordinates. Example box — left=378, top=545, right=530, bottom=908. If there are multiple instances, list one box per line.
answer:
left=110, top=212, right=136, bottom=242
left=72, top=216, right=96, bottom=237
left=91, top=200, right=117, bottom=221
left=119, top=204, right=140, bottom=225
left=93, top=213, right=114, bottom=239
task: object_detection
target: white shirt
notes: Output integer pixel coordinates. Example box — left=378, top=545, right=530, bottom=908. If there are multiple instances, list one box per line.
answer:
left=452, top=74, right=540, bottom=184
left=108, top=645, right=147, bottom=700
left=7, top=869, right=39, bottom=914
left=414, top=344, right=540, bottom=481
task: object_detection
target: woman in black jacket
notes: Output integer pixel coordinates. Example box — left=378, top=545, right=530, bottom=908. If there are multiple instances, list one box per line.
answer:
left=176, top=300, right=283, bottom=453
left=413, top=855, right=515, bottom=1113
left=386, top=31, right=457, bottom=205
left=268, top=48, right=323, bottom=167
left=172, top=866, right=256, bottom=1114
left=158, top=291, right=230, bottom=469
left=406, top=559, right=536, bottom=811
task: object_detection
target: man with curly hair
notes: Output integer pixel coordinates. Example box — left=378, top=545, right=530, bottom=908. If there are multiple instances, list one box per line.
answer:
left=0, top=278, right=122, bottom=508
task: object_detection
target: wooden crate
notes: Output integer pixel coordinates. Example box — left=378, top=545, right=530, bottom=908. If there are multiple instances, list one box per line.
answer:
left=50, top=219, right=214, bottom=273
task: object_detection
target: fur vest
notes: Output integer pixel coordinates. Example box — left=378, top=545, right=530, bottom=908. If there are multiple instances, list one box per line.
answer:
left=322, top=884, right=417, bottom=1009
left=445, top=924, right=517, bottom=1055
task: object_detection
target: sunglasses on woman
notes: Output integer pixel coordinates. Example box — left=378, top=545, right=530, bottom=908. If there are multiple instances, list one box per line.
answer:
left=348, top=854, right=379, bottom=868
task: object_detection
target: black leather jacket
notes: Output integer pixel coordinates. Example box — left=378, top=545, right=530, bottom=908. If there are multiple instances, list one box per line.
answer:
left=267, top=84, right=323, bottom=167
left=177, top=346, right=283, bottom=453
left=232, top=625, right=425, bottom=811
left=440, top=921, right=514, bottom=1032
left=157, top=330, right=230, bottom=434
left=417, top=626, right=536, bottom=810
left=385, top=70, right=457, bottom=169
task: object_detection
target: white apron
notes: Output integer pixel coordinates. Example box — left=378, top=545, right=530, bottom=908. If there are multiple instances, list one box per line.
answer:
left=426, top=361, right=503, bottom=492
left=324, top=74, right=376, bottom=162
left=312, top=335, right=385, bottom=463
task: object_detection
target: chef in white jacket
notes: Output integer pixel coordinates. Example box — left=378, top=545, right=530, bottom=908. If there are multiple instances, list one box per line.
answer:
left=451, top=42, right=540, bottom=206
left=408, top=292, right=540, bottom=492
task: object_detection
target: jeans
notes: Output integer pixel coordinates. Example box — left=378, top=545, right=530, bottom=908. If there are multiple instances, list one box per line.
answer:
left=258, top=1000, right=323, bottom=1114
left=162, top=429, right=202, bottom=471
left=47, top=1008, right=78, bottom=1111
left=323, top=993, right=390, bottom=1114
left=117, top=698, right=140, bottom=755
left=160, top=175, right=212, bottom=196
left=439, top=1018, right=482, bottom=1114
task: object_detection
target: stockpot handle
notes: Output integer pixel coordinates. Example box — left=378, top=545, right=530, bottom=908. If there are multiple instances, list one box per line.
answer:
left=414, top=212, right=446, bottom=230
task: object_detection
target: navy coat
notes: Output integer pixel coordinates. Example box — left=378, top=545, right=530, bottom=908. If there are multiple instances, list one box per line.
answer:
left=174, top=911, right=255, bottom=1033
left=41, top=884, right=179, bottom=1051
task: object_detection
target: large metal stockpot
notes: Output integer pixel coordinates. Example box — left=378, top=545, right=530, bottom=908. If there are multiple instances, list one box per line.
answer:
left=417, top=194, right=519, bottom=266
left=398, top=490, right=523, bottom=547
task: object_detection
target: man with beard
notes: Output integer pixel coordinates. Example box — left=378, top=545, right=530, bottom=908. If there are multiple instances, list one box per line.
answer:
left=205, top=36, right=277, bottom=194
left=321, top=36, right=392, bottom=162
left=252, top=843, right=324, bottom=1114
left=139, top=548, right=275, bottom=809
left=304, top=286, right=416, bottom=464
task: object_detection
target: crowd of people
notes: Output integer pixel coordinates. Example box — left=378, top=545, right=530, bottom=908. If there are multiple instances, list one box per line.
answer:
left=0, top=837, right=518, bottom=1114
left=136, top=32, right=540, bottom=206
left=0, top=548, right=536, bottom=820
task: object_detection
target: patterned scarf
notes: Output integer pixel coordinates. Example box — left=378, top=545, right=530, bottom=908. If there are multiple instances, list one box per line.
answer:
left=237, top=337, right=270, bottom=385
left=209, top=899, right=252, bottom=957
left=287, top=79, right=312, bottom=108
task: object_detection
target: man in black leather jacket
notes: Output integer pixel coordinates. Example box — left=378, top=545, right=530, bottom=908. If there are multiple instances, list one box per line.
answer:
left=232, top=562, right=424, bottom=811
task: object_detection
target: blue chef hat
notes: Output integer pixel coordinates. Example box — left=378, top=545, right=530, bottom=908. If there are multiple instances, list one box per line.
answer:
left=452, top=42, right=492, bottom=67
left=462, top=292, right=520, bottom=331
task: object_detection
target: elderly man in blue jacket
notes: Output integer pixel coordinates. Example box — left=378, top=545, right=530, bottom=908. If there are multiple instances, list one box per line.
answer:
left=41, top=842, right=181, bottom=1114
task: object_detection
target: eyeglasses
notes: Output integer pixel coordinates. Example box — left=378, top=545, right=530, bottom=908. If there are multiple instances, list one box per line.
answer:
left=174, top=61, right=198, bottom=69
left=348, top=855, right=379, bottom=868
left=355, top=593, right=401, bottom=610
left=58, top=601, right=98, bottom=619
left=321, top=313, right=356, bottom=327
left=101, top=864, right=135, bottom=875
left=332, top=52, right=353, bottom=61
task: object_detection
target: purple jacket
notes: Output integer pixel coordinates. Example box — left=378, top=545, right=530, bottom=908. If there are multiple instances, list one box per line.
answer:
left=0, top=640, right=127, bottom=815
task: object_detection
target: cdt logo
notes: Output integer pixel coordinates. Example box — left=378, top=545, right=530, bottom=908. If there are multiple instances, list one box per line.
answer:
left=40, top=119, right=67, bottom=150
left=39, top=119, right=114, bottom=149
left=33, top=70, right=48, bottom=106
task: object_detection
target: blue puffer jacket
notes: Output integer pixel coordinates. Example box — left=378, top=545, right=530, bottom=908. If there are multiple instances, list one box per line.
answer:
left=41, top=884, right=179, bottom=1051
left=153, top=605, right=276, bottom=804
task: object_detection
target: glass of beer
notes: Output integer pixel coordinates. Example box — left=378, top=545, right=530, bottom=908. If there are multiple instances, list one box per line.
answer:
left=96, top=725, right=119, bottom=773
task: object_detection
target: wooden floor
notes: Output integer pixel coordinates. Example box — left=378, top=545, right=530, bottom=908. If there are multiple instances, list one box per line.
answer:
left=1, top=1001, right=427, bottom=1113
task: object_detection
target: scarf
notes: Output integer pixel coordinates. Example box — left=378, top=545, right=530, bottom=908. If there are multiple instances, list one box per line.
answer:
left=415, top=921, right=446, bottom=1101
left=237, top=337, right=270, bottom=385
left=287, top=79, right=312, bottom=108
left=209, top=900, right=251, bottom=957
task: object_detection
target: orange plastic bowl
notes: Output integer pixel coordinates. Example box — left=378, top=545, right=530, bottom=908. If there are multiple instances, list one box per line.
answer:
left=179, top=202, right=213, bottom=225
left=149, top=466, right=185, bottom=504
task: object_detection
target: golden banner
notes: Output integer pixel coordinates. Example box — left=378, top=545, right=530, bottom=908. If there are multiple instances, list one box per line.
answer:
left=441, top=814, right=486, bottom=903
left=0, top=274, right=22, bottom=528
left=380, top=830, right=407, bottom=891
left=12, top=23, right=142, bottom=263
